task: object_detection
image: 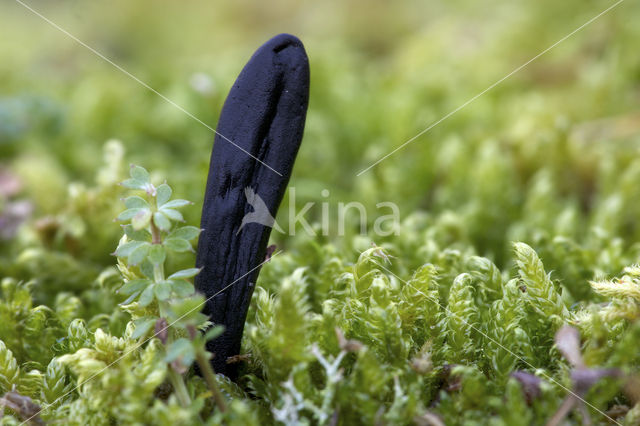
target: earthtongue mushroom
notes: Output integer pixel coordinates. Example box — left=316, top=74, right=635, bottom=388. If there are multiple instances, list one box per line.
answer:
left=195, top=34, right=309, bottom=378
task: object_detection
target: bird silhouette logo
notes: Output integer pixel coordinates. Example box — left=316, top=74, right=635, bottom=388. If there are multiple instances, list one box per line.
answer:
left=237, top=187, right=284, bottom=235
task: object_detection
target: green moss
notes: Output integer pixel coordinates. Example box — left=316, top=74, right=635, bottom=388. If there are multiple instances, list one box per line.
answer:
left=2, top=1, right=640, bottom=423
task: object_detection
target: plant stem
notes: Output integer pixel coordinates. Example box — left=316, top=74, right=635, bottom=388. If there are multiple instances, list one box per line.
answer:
left=149, top=220, right=165, bottom=283
left=196, top=350, right=227, bottom=412
left=150, top=219, right=162, bottom=244
left=167, top=368, right=191, bottom=408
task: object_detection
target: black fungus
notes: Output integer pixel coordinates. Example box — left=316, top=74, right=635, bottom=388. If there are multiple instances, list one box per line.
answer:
left=195, top=33, right=310, bottom=378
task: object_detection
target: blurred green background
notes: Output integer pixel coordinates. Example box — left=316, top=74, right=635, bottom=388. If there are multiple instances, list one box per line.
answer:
left=2, top=0, right=640, bottom=272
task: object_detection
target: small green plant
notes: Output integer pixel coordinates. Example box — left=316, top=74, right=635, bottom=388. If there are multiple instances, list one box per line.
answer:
left=113, top=165, right=227, bottom=413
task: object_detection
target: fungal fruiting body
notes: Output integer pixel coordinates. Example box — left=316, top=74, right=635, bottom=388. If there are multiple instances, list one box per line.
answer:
left=195, top=34, right=310, bottom=378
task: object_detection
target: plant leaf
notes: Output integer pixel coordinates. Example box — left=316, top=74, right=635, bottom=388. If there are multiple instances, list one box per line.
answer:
left=138, top=284, right=155, bottom=307
left=124, top=196, right=149, bottom=209
left=123, top=225, right=152, bottom=241
left=132, top=318, right=156, bottom=339
left=115, top=240, right=145, bottom=258
left=164, top=238, right=192, bottom=252
left=159, top=208, right=184, bottom=222
left=204, top=325, right=225, bottom=341
left=169, top=226, right=202, bottom=241
left=119, top=279, right=150, bottom=295
left=168, top=268, right=201, bottom=280
left=153, top=211, right=171, bottom=232
left=121, top=178, right=146, bottom=190
left=117, top=208, right=144, bottom=221
left=154, top=281, right=172, bottom=301
left=131, top=209, right=152, bottom=230
left=119, top=291, right=140, bottom=306
left=130, top=165, right=150, bottom=182
left=156, top=184, right=172, bottom=207
left=171, top=280, right=194, bottom=297
left=167, top=295, right=205, bottom=322
left=165, top=338, right=195, bottom=366
left=161, top=199, right=191, bottom=209
left=148, top=244, right=166, bottom=265
left=128, top=242, right=151, bottom=265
